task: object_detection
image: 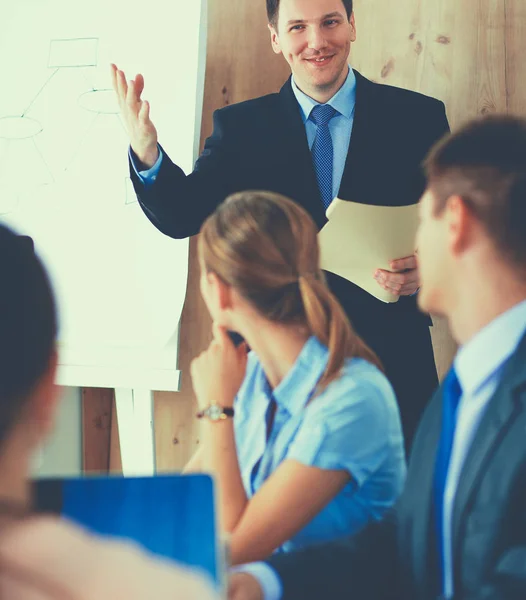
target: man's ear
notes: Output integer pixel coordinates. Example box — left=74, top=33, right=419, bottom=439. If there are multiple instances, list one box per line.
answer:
left=349, top=13, right=357, bottom=42
left=269, top=23, right=282, bottom=55
left=446, top=195, right=474, bottom=256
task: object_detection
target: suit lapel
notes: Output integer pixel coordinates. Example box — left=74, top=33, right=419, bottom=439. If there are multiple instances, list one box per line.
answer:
left=276, top=71, right=386, bottom=227
left=451, top=333, right=526, bottom=558
left=338, top=70, right=375, bottom=203
left=277, top=79, right=326, bottom=227
left=407, top=393, right=443, bottom=591
left=276, top=71, right=380, bottom=223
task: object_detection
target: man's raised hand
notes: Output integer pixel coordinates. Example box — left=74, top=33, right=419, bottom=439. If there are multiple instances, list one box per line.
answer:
left=110, top=64, right=159, bottom=168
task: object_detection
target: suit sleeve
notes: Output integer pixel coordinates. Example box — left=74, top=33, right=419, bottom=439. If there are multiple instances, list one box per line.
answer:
left=416, top=98, right=451, bottom=192
left=464, top=476, right=526, bottom=600
left=129, top=108, right=242, bottom=239
left=459, top=551, right=526, bottom=600
left=266, top=511, right=399, bottom=600
left=432, top=100, right=451, bottom=140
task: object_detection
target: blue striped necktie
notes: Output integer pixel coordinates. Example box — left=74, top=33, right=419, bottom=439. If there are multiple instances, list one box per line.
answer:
left=433, top=367, right=462, bottom=591
left=309, top=104, right=338, bottom=210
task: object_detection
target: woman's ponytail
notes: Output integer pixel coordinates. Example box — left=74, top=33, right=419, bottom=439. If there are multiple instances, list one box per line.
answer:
left=299, top=275, right=382, bottom=391
left=199, top=190, right=382, bottom=394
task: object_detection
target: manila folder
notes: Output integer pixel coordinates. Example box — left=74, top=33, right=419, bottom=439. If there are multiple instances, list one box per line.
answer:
left=318, top=198, right=419, bottom=303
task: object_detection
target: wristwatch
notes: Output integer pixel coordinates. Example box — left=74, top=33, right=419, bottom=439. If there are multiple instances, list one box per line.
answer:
left=196, top=404, right=235, bottom=421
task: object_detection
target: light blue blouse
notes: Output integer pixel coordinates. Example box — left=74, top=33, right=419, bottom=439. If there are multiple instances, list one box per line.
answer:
left=234, top=336, right=406, bottom=554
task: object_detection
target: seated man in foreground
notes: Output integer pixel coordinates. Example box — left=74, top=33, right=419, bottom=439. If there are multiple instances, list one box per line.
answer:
left=229, top=116, right=526, bottom=599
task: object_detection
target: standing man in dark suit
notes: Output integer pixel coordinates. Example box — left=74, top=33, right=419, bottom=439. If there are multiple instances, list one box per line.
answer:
left=111, top=0, right=450, bottom=451
left=228, top=115, right=526, bottom=600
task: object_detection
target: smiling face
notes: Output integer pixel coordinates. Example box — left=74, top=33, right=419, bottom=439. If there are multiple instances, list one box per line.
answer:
left=269, top=0, right=356, bottom=102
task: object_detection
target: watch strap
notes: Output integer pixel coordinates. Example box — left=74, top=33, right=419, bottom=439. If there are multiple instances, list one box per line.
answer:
left=196, top=405, right=235, bottom=420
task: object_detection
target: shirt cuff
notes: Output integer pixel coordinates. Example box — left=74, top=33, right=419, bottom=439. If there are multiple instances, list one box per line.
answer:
left=128, top=146, right=163, bottom=188
left=231, top=562, right=283, bottom=600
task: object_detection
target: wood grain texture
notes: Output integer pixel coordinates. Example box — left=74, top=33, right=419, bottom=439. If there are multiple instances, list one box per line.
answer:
left=81, top=388, right=113, bottom=474
left=109, top=396, right=123, bottom=473
left=352, top=0, right=508, bottom=125
left=505, top=0, right=526, bottom=115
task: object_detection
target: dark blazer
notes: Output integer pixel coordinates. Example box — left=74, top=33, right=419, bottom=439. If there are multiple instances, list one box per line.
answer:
left=131, top=70, right=450, bottom=449
left=269, top=330, right=526, bottom=600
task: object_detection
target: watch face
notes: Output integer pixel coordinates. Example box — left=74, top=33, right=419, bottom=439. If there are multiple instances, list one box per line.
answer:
left=207, top=405, right=223, bottom=421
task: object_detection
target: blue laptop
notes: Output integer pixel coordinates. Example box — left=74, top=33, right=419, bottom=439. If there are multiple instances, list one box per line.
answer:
left=33, top=474, right=222, bottom=590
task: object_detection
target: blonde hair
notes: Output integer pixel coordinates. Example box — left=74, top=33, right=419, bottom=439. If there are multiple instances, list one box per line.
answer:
left=199, top=191, right=381, bottom=390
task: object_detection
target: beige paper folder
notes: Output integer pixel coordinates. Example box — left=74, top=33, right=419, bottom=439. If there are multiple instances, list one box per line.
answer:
left=318, top=198, right=419, bottom=303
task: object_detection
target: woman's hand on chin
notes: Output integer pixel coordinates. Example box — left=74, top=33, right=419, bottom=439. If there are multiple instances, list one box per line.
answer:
left=191, top=323, right=249, bottom=409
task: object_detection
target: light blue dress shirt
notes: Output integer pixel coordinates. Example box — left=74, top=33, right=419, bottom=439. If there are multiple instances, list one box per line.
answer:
left=441, top=299, right=526, bottom=597
left=235, top=335, right=405, bottom=548
left=130, top=67, right=356, bottom=197
left=250, top=300, right=526, bottom=600
left=290, top=67, right=355, bottom=201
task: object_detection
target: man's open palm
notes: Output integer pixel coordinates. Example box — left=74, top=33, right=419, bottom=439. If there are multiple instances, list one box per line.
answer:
left=110, top=64, right=159, bottom=168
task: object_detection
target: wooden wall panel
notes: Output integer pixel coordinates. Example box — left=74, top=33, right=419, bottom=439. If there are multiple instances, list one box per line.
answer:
left=505, top=0, right=526, bottom=116
left=352, top=0, right=509, bottom=124
left=82, top=390, right=123, bottom=474
left=109, top=397, right=123, bottom=473
left=81, top=388, right=113, bottom=474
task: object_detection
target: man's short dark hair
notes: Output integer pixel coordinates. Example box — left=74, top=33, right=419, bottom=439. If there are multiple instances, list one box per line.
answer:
left=424, top=115, right=526, bottom=272
left=267, top=0, right=353, bottom=28
left=0, top=224, right=57, bottom=445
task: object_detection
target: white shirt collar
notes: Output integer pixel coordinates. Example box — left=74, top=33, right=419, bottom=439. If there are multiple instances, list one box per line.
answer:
left=291, top=67, right=356, bottom=122
left=454, top=299, right=526, bottom=396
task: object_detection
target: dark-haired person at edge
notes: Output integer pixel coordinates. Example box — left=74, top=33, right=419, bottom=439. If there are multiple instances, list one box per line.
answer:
left=229, top=116, right=526, bottom=600
left=0, top=224, right=218, bottom=600
left=184, top=190, right=405, bottom=565
left=111, top=0, right=451, bottom=454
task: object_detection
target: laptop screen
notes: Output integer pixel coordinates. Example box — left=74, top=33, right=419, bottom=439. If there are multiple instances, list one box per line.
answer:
left=33, top=474, right=221, bottom=587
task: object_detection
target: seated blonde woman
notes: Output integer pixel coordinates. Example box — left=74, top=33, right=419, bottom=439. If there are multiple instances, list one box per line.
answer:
left=185, top=191, right=406, bottom=566
left=0, top=224, right=217, bottom=600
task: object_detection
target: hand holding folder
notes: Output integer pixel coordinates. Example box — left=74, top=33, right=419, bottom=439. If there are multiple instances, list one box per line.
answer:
left=318, top=198, right=420, bottom=303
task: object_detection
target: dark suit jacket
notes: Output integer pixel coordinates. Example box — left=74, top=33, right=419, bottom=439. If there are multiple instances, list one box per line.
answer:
left=268, top=330, right=526, bottom=600
left=131, top=70, right=450, bottom=448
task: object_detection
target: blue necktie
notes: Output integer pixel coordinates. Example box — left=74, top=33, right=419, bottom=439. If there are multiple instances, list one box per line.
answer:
left=433, top=367, right=463, bottom=589
left=309, top=104, right=338, bottom=210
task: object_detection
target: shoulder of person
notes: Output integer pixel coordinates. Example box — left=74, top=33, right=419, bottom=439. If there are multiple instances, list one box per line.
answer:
left=375, top=81, right=444, bottom=113
left=212, top=91, right=282, bottom=126
left=308, top=357, right=398, bottom=422
left=358, top=71, right=445, bottom=117
left=0, top=516, right=218, bottom=600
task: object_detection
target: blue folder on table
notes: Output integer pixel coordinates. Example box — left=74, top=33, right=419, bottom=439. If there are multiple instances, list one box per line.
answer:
left=33, top=474, right=221, bottom=588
